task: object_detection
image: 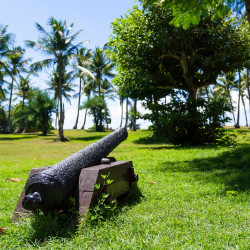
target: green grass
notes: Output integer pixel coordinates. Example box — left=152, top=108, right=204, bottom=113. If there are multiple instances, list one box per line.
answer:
left=0, top=129, right=249, bottom=249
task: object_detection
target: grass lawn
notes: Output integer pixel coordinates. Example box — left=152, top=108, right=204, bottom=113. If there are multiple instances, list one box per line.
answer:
left=0, top=129, right=249, bottom=249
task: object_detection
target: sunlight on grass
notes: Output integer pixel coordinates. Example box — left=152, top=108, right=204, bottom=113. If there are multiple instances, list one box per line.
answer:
left=0, top=129, right=249, bottom=248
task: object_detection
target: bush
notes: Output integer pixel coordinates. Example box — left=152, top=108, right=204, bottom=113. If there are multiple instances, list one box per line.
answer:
left=143, top=91, right=233, bottom=145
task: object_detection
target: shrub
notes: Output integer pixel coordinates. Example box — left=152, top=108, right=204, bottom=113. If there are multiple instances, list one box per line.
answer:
left=143, top=91, right=233, bottom=145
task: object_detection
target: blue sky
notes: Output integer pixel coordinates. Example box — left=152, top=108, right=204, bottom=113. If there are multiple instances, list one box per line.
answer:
left=1, top=0, right=151, bottom=130
left=1, top=0, right=248, bottom=129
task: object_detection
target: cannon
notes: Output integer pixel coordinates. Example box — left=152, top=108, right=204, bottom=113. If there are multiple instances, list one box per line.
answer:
left=21, top=128, right=129, bottom=212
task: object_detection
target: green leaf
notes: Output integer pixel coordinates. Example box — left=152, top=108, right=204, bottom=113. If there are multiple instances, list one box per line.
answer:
left=107, top=179, right=114, bottom=185
left=94, top=184, right=100, bottom=189
left=101, top=174, right=107, bottom=180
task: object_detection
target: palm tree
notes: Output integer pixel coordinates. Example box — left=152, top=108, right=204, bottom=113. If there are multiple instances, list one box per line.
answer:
left=26, top=17, right=83, bottom=141
left=0, top=25, right=12, bottom=101
left=88, top=47, right=115, bottom=98
left=215, top=72, right=237, bottom=125
left=80, top=77, right=94, bottom=130
left=246, top=69, right=250, bottom=129
left=78, top=47, right=115, bottom=130
left=240, top=71, right=249, bottom=127
left=0, top=25, right=13, bottom=69
left=72, top=48, right=93, bottom=129
left=47, top=67, right=76, bottom=129
left=235, top=70, right=241, bottom=128
left=5, top=46, right=30, bottom=133
left=14, top=72, right=35, bottom=133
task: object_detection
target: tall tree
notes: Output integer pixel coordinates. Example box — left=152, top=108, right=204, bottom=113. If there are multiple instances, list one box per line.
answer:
left=141, top=0, right=250, bottom=27
left=246, top=69, right=250, bottom=129
left=72, top=48, right=93, bottom=129
left=14, top=72, right=36, bottom=133
left=78, top=47, right=115, bottom=131
left=235, top=70, right=242, bottom=128
left=26, top=17, right=83, bottom=141
left=215, top=72, right=237, bottom=125
left=87, top=47, right=115, bottom=98
left=5, top=46, right=30, bottom=133
left=47, top=67, right=76, bottom=130
left=109, top=6, right=249, bottom=100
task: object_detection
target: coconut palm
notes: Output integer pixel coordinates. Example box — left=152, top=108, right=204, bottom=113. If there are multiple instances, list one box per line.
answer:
left=26, top=17, right=84, bottom=141
left=246, top=69, right=250, bottom=129
left=240, top=71, right=249, bottom=127
left=0, top=25, right=13, bottom=101
left=77, top=47, right=115, bottom=130
left=5, top=46, right=30, bottom=133
left=215, top=72, right=237, bottom=125
left=87, top=47, right=115, bottom=98
left=80, top=76, right=95, bottom=130
left=0, top=25, right=13, bottom=68
left=14, top=72, right=36, bottom=133
left=47, top=67, right=76, bottom=129
left=72, top=47, right=93, bottom=129
left=235, top=70, right=242, bottom=128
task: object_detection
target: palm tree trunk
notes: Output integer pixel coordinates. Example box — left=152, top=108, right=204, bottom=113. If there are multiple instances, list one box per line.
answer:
left=246, top=69, right=250, bottom=129
left=227, top=88, right=236, bottom=125
left=58, top=63, right=67, bottom=141
left=73, top=78, right=82, bottom=129
left=131, top=98, right=137, bottom=131
left=81, top=95, right=89, bottom=130
left=120, top=98, right=123, bottom=128
left=15, top=96, right=25, bottom=134
left=14, top=120, right=22, bottom=134
left=6, top=76, right=14, bottom=133
left=235, top=70, right=241, bottom=128
left=124, top=97, right=128, bottom=129
left=55, top=98, right=59, bottom=129
left=241, top=93, right=248, bottom=126
left=22, top=117, right=28, bottom=133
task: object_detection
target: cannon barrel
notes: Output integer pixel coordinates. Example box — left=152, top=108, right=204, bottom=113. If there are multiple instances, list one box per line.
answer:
left=22, top=128, right=128, bottom=211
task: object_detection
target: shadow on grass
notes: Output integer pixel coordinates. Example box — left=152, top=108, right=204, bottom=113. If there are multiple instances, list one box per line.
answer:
left=133, top=136, right=169, bottom=145
left=25, top=184, right=143, bottom=245
left=0, top=136, right=37, bottom=141
left=68, top=135, right=104, bottom=142
left=160, top=144, right=250, bottom=192
left=28, top=212, right=78, bottom=242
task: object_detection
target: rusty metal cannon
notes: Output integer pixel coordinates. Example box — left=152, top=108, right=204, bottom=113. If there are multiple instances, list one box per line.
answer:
left=13, top=128, right=138, bottom=219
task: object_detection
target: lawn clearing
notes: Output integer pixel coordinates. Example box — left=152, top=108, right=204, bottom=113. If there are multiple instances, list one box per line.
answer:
left=0, top=129, right=249, bottom=249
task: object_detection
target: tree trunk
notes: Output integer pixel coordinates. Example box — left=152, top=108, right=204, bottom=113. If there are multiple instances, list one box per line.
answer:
left=22, top=117, right=28, bottom=133
left=81, top=95, right=89, bottom=130
left=14, top=120, right=22, bottom=134
left=58, top=63, right=67, bottom=141
left=6, top=76, right=14, bottom=133
left=120, top=98, right=123, bottom=128
left=246, top=68, right=250, bottom=129
left=124, top=97, right=129, bottom=129
left=235, top=70, right=241, bottom=128
left=73, top=78, right=82, bottom=129
left=131, top=98, right=137, bottom=131
left=228, top=88, right=236, bottom=125
left=241, top=93, right=248, bottom=126
left=55, top=98, right=59, bottom=129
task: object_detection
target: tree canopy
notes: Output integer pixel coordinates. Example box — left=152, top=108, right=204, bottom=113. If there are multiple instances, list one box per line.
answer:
left=108, top=5, right=249, bottom=99
left=141, top=0, right=250, bottom=28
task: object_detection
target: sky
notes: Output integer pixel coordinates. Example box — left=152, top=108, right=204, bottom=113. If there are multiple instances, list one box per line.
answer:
left=1, top=0, right=249, bottom=129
